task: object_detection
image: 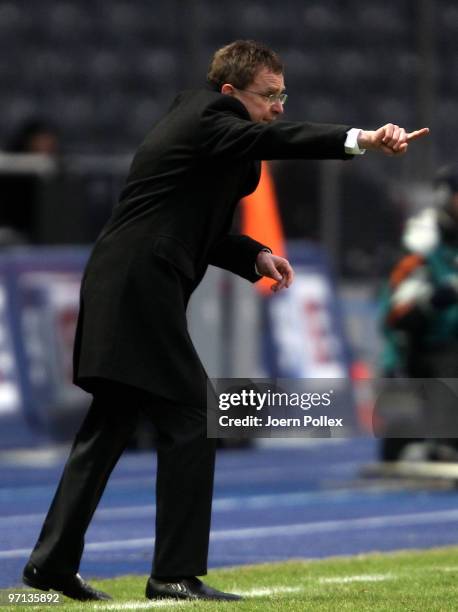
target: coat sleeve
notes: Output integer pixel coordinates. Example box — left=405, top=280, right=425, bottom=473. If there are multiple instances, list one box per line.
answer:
left=207, top=234, right=270, bottom=283
left=198, top=96, right=353, bottom=161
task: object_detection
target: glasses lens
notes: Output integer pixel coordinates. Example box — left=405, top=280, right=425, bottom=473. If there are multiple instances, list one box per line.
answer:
left=270, top=93, right=287, bottom=105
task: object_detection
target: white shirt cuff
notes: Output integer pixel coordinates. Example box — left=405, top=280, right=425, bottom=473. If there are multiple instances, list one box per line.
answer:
left=345, top=128, right=366, bottom=155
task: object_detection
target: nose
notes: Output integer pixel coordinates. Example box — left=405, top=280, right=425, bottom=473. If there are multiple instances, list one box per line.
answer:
left=271, top=100, right=284, bottom=116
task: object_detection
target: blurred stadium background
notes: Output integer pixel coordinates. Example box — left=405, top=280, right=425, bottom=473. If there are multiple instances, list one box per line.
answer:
left=1, top=0, right=458, bottom=591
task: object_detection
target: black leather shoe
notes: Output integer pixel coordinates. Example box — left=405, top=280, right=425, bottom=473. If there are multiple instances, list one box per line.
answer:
left=146, top=576, right=242, bottom=601
left=23, top=562, right=112, bottom=601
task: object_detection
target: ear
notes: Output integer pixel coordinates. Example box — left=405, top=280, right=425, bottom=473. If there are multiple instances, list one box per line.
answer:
left=221, top=83, right=235, bottom=96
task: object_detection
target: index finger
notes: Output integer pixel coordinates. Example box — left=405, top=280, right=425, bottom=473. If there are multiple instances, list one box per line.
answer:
left=406, top=127, right=430, bottom=142
left=285, top=265, right=294, bottom=287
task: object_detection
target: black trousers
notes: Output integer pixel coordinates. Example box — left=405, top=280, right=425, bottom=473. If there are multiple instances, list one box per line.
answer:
left=29, top=381, right=216, bottom=578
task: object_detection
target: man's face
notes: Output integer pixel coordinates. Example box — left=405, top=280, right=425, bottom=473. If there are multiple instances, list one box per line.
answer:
left=221, top=67, right=285, bottom=123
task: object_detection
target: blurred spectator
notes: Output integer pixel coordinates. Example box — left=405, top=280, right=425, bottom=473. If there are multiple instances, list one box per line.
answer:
left=379, top=165, right=458, bottom=461
left=5, top=118, right=60, bottom=155
left=0, top=118, right=59, bottom=245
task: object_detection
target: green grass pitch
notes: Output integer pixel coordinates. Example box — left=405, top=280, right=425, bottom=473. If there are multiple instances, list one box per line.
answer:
left=3, top=546, right=458, bottom=611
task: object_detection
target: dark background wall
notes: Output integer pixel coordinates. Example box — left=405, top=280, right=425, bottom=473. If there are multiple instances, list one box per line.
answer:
left=0, top=0, right=454, bottom=277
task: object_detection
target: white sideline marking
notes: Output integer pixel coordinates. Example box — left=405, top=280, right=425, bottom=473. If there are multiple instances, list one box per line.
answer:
left=92, top=602, right=186, bottom=610
left=240, top=585, right=304, bottom=597
left=90, top=585, right=307, bottom=609
left=0, top=464, right=331, bottom=498
left=0, top=489, right=359, bottom=527
left=3, top=507, right=458, bottom=559
left=319, top=574, right=391, bottom=584
left=90, top=580, right=392, bottom=610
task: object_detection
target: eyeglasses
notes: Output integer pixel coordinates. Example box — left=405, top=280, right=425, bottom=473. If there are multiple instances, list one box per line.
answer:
left=237, top=89, right=288, bottom=106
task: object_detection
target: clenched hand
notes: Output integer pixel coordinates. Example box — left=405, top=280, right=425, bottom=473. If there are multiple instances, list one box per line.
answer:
left=256, top=251, right=294, bottom=292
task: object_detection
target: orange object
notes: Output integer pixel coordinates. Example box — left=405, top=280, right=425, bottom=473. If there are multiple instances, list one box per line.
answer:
left=241, top=161, right=286, bottom=294
left=389, top=254, right=424, bottom=288
left=350, top=360, right=376, bottom=433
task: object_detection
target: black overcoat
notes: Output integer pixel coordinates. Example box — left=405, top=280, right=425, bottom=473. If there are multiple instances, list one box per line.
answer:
left=73, top=88, right=352, bottom=405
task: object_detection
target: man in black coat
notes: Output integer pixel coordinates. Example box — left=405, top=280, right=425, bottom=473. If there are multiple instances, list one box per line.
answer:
left=23, top=40, right=429, bottom=601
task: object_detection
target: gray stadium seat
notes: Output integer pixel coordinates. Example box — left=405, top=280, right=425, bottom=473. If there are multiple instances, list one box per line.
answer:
left=302, top=1, right=347, bottom=44
left=46, top=2, right=94, bottom=43
left=351, top=2, right=409, bottom=41
left=281, top=50, right=324, bottom=86
left=0, top=2, right=22, bottom=33
left=134, top=48, right=178, bottom=86
left=2, top=95, right=38, bottom=130
left=97, top=1, right=176, bottom=44
left=371, top=97, right=412, bottom=128
left=26, top=51, right=77, bottom=86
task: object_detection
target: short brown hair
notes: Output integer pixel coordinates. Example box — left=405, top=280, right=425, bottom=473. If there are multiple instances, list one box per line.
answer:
left=207, top=40, right=283, bottom=91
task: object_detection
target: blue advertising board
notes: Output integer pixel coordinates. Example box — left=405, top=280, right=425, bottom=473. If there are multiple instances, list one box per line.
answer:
left=263, top=242, right=353, bottom=378
left=261, top=242, right=358, bottom=434
left=0, top=248, right=90, bottom=449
